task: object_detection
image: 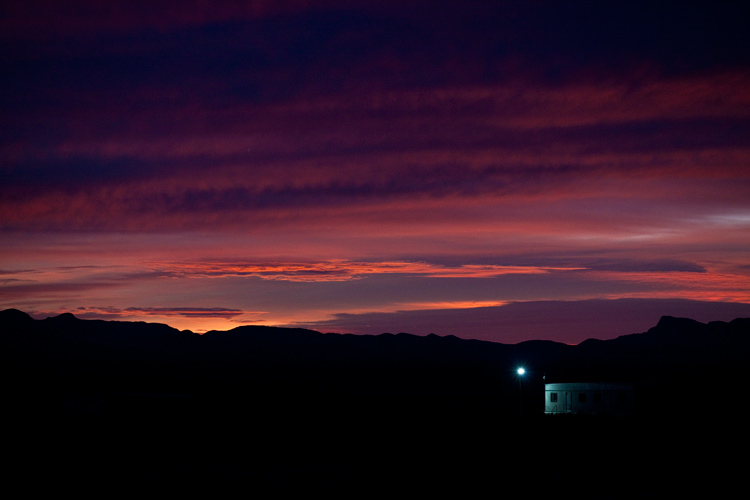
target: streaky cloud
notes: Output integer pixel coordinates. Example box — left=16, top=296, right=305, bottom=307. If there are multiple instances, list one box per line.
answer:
left=290, top=298, right=750, bottom=345
left=149, top=260, right=585, bottom=282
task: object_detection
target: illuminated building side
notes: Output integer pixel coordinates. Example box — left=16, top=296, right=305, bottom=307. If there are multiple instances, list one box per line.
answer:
left=544, top=383, right=634, bottom=417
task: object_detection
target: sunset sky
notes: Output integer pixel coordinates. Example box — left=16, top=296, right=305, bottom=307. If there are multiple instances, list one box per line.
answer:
left=2, top=0, right=749, bottom=343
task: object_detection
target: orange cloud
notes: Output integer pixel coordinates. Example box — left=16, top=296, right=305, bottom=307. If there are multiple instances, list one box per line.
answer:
left=150, top=260, right=584, bottom=282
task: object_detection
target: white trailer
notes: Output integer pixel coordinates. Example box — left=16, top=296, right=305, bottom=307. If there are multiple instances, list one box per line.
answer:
left=545, top=383, right=634, bottom=417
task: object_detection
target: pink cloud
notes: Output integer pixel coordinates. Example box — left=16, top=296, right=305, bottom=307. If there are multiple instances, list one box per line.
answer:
left=149, top=260, right=584, bottom=282
left=586, top=267, right=750, bottom=304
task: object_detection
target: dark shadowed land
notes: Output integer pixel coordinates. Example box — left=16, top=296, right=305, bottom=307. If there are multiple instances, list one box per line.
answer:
left=2, top=309, right=747, bottom=496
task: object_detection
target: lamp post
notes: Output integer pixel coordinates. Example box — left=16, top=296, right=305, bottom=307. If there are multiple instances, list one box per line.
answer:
left=517, top=367, right=525, bottom=415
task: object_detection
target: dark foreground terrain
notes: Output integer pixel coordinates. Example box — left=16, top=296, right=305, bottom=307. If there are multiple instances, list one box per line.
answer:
left=14, top=400, right=740, bottom=497
left=3, top=310, right=748, bottom=496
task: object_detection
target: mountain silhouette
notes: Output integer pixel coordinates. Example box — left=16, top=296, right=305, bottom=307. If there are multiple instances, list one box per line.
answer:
left=2, top=309, right=747, bottom=495
left=2, top=309, right=748, bottom=415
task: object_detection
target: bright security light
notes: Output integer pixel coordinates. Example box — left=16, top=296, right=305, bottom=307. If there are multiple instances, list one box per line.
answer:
left=517, top=368, right=525, bottom=375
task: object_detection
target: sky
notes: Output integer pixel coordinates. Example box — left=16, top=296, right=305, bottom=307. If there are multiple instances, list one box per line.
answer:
left=2, top=0, right=750, bottom=344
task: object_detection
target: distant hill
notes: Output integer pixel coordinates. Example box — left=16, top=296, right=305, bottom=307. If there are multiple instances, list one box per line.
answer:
left=2, top=308, right=748, bottom=419
left=2, top=309, right=748, bottom=494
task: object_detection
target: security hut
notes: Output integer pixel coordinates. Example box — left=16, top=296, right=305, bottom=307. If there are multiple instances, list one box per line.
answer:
left=545, top=383, right=634, bottom=417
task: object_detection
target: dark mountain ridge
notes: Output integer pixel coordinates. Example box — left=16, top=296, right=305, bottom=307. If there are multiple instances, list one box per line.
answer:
left=2, top=308, right=748, bottom=419
left=3, top=309, right=748, bottom=494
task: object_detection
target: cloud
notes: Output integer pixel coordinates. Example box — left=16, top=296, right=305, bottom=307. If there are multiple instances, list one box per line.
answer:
left=581, top=259, right=706, bottom=273
left=1, top=1, right=749, bottom=341
left=288, top=298, right=750, bottom=344
left=585, top=268, right=750, bottom=304
left=71, top=306, right=252, bottom=320
left=0, top=281, right=123, bottom=301
left=4, top=5, right=748, bottom=234
left=0, top=0, right=326, bottom=41
left=150, top=260, right=584, bottom=282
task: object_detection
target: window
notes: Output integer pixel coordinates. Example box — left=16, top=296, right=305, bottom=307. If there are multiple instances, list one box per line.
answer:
left=578, top=393, right=587, bottom=403
left=593, top=393, right=602, bottom=403
left=550, top=393, right=558, bottom=403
